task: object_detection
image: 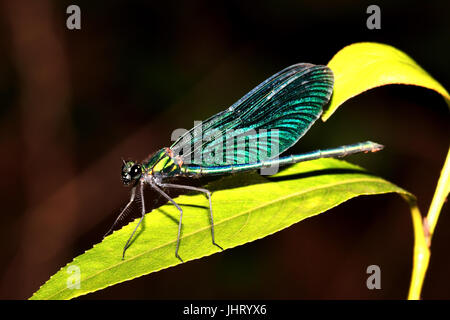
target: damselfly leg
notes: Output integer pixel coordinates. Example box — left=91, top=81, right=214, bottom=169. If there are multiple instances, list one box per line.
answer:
left=104, top=186, right=137, bottom=239
left=121, top=181, right=146, bottom=259
left=157, top=183, right=223, bottom=254
left=149, top=182, right=185, bottom=261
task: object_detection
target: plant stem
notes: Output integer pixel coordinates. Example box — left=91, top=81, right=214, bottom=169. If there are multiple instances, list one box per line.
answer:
left=408, top=146, right=450, bottom=299
left=407, top=199, right=429, bottom=300
left=426, top=147, right=450, bottom=236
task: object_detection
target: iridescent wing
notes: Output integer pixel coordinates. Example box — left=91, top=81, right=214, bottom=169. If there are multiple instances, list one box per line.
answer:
left=170, top=63, right=334, bottom=166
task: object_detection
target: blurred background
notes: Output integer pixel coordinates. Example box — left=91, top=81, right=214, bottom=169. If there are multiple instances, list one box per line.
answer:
left=0, top=0, right=448, bottom=299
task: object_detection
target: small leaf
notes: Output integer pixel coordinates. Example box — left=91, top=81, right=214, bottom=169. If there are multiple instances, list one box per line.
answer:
left=31, top=158, right=411, bottom=300
left=324, top=42, right=450, bottom=121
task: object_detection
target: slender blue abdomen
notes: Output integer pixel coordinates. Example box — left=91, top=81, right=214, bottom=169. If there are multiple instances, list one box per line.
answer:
left=180, top=141, right=383, bottom=176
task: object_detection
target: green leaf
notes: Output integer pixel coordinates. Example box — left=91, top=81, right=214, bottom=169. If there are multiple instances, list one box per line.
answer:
left=31, top=158, right=411, bottom=300
left=324, top=42, right=450, bottom=121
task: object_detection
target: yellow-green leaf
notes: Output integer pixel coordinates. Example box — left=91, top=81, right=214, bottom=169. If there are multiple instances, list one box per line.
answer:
left=324, top=42, right=450, bottom=121
left=30, top=159, right=411, bottom=300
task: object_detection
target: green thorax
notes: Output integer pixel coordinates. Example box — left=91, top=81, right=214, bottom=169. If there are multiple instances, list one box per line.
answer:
left=143, top=148, right=181, bottom=177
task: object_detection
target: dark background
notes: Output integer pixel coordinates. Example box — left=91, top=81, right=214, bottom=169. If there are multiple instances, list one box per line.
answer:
left=0, top=0, right=448, bottom=299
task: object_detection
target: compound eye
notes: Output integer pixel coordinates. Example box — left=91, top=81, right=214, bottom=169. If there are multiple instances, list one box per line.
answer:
left=130, top=165, right=141, bottom=177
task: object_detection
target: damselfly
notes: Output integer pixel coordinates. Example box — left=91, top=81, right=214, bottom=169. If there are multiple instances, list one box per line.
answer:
left=105, top=63, right=383, bottom=261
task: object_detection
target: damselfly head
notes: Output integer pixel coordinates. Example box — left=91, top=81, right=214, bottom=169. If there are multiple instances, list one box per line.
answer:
left=121, top=160, right=142, bottom=185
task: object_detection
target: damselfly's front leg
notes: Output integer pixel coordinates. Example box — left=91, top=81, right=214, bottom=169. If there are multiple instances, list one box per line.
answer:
left=104, top=186, right=136, bottom=239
